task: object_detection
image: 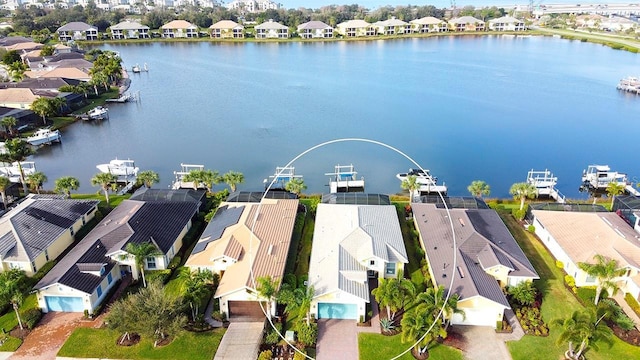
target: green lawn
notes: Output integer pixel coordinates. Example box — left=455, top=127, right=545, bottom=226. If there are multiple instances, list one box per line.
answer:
left=71, top=193, right=130, bottom=209
left=0, top=336, right=22, bottom=351
left=0, top=294, right=38, bottom=333
left=359, top=333, right=462, bottom=360
left=293, top=210, right=315, bottom=284
left=499, top=211, right=640, bottom=360
left=58, top=327, right=225, bottom=360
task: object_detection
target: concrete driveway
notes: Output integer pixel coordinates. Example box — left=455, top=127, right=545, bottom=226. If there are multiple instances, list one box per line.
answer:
left=455, top=325, right=512, bottom=360
left=213, top=322, right=264, bottom=360
left=316, top=319, right=359, bottom=360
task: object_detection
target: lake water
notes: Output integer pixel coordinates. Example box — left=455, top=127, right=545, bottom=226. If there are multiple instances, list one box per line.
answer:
left=30, top=35, right=640, bottom=198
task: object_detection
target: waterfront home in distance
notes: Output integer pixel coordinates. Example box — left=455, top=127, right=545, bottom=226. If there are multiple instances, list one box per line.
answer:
left=410, top=17, right=448, bottom=33
left=412, top=197, right=538, bottom=328
left=0, top=88, right=42, bottom=109
left=225, top=0, right=280, bottom=13
left=255, top=19, right=289, bottom=39
left=24, top=67, right=91, bottom=82
left=297, top=21, right=333, bottom=39
left=0, top=195, right=99, bottom=276
left=449, top=16, right=486, bottom=32
left=209, top=20, right=244, bottom=39
left=3, top=41, right=43, bottom=52
left=185, top=192, right=298, bottom=320
left=110, top=20, right=150, bottom=39
left=335, top=19, right=377, bottom=37
left=161, top=20, right=198, bottom=38
left=488, top=16, right=526, bottom=31
left=373, top=17, right=411, bottom=35
left=530, top=208, right=640, bottom=301
left=34, top=189, right=203, bottom=313
left=56, top=22, right=98, bottom=41
left=308, top=193, right=408, bottom=321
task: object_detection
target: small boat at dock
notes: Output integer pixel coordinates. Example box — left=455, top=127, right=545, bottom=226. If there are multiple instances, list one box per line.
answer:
left=396, top=168, right=447, bottom=195
left=579, top=165, right=627, bottom=192
left=26, top=128, right=61, bottom=146
left=0, top=161, right=37, bottom=182
left=325, top=164, right=364, bottom=193
left=172, top=163, right=206, bottom=190
left=617, top=76, right=640, bottom=94
left=96, top=158, right=139, bottom=177
left=86, top=106, right=109, bottom=120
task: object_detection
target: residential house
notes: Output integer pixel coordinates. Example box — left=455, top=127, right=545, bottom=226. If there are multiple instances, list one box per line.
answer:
left=0, top=195, right=99, bottom=276
left=0, top=88, right=41, bottom=109
left=0, top=107, right=39, bottom=131
left=0, top=77, right=82, bottom=92
left=161, top=20, right=198, bottom=38
left=255, top=19, right=289, bottom=39
left=531, top=209, right=640, bottom=301
left=34, top=190, right=203, bottom=313
left=335, top=20, right=376, bottom=37
left=225, top=0, right=280, bottom=13
left=613, top=195, right=640, bottom=232
left=488, top=16, right=526, bottom=31
left=110, top=20, right=150, bottom=39
left=412, top=198, right=538, bottom=328
left=297, top=21, right=333, bottom=39
left=373, top=17, right=411, bottom=35
left=308, top=194, right=408, bottom=321
left=410, top=17, right=448, bottom=33
left=209, top=20, right=244, bottom=39
left=25, top=67, right=91, bottom=82
left=185, top=195, right=299, bottom=320
left=0, top=37, right=33, bottom=48
left=57, top=22, right=99, bottom=41
left=4, top=41, right=43, bottom=52
left=449, top=16, right=486, bottom=32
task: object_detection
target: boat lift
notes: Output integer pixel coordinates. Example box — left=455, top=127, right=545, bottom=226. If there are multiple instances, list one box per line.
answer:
left=325, top=164, right=365, bottom=193
left=265, top=166, right=303, bottom=190
left=526, top=169, right=565, bottom=203
left=172, top=163, right=206, bottom=189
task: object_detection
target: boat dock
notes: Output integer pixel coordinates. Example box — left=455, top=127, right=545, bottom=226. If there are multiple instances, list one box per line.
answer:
left=117, top=179, right=136, bottom=195
left=527, top=169, right=566, bottom=203
left=325, top=164, right=365, bottom=193
left=617, top=76, right=640, bottom=94
left=265, top=166, right=302, bottom=190
left=172, top=163, right=206, bottom=189
left=106, top=91, right=140, bottom=103
left=625, top=185, right=640, bottom=197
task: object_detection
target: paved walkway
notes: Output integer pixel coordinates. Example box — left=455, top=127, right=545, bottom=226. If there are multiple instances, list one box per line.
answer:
left=455, top=326, right=512, bottom=360
left=316, top=319, right=359, bottom=360
left=614, top=293, right=640, bottom=331
left=213, top=322, right=264, bottom=360
left=203, top=296, right=223, bottom=328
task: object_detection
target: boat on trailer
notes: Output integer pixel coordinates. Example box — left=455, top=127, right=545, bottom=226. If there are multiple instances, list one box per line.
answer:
left=396, top=168, right=447, bottom=195
left=26, top=128, right=61, bottom=146
left=325, top=164, right=364, bottom=193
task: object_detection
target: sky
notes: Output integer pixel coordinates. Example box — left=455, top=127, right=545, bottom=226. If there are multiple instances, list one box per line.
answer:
left=278, top=0, right=607, bottom=11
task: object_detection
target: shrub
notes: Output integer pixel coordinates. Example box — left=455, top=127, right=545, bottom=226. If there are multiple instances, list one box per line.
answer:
left=293, top=349, right=307, bottom=360
left=380, top=318, right=395, bottom=332
left=296, top=322, right=318, bottom=346
left=146, top=269, right=171, bottom=284
left=512, top=208, right=526, bottom=220
left=264, top=322, right=282, bottom=345
left=496, top=320, right=503, bottom=331
left=257, top=350, right=272, bottom=360
left=21, top=308, right=42, bottom=329
left=624, top=293, right=640, bottom=317
left=211, top=311, right=226, bottom=322
left=564, top=275, right=575, bottom=287
left=298, top=274, right=308, bottom=288
left=555, top=260, right=564, bottom=269
left=527, top=225, right=535, bottom=233
left=168, top=256, right=181, bottom=270
left=283, top=273, right=297, bottom=288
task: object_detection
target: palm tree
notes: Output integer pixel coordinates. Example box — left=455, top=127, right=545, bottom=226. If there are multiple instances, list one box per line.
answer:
left=1, top=116, right=17, bottom=136
left=91, top=172, right=117, bottom=206
left=179, top=268, right=215, bottom=321
left=222, top=171, right=244, bottom=192
left=285, top=178, right=306, bottom=196
left=507, top=281, right=538, bottom=306
left=467, top=180, right=490, bottom=198
left=372, top=271, right=416, bottom=322
left=29, top=97, right=55, bottom=125
left=50, top=97, right=67, bottom=116
left=0, top=269, right=28, bottom=331
left=136, top=170, right=160, bottom=189
left=578, top=254, right=626, bottom=305
left=0, top=138, right=34, bottom=193
left=256, top=275, right=279, bottom=319
left=278, top=284, right=315, bottom=326
left=7, top=61, right=27, bottom=82
left=0, top=176, right=11, bottom=208
left=412, top=284, right=464, bottom=329
left=509, top=182, right=538, bottom=211
left=606, top=182, right=626, bottom=209
left=124, top=241, right=161, bottom=287
left=183, top=169, right=220, bottom=193
left=54, top=176, right=80, bottom=198
left=551, top=309, right=613, bottom=360
left=401, top=304, right=447, bottom=358
left=401, top=174, right=420, bottom=202
left=26, top=171, right=47, bottom=194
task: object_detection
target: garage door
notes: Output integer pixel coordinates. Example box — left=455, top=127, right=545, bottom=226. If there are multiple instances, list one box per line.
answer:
left=317, top=303, right=358, bottom=320
left=45, top=296, right=84, bottom=312
left=452, top=307, right=498, bottom=327
left=228, top=301, right=265, bottom=321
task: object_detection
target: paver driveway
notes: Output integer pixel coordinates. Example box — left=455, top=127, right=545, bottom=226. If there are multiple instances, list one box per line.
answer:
left=316, top=319, right=358, bottom=360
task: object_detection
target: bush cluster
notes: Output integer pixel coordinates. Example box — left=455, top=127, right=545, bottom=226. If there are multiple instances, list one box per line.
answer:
left=145, top=269, right=172, bottom=284
left=264, top=322, right=282, bottom=345
left=515, top=307, right=549, bottom=336
left=21, top=308, right=42, bottom=329
left=624, top=293, right=640, bottom=318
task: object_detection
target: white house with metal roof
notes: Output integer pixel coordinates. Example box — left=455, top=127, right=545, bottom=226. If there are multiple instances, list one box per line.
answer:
left=110, top=20, right=150, bottom=39
left=335, top=20, right=376, bottom=37
left=488, top=16, right=526, bottom=31
left=0, top=195, right=98, bottom=276
left=255, top=19, right=289, bottom=39
left=373, top=17, right=411, bottom=35
left=56, top=22, right=98, bottom=41
left=410, top=17, right=448, bottom=33
left=448, top=16, right=486, bottom=32
left=413, top=201, right=538, bottom=328
left=308, top=202, right=408, bottom=321
left=297, top=21, right=333, bottom=39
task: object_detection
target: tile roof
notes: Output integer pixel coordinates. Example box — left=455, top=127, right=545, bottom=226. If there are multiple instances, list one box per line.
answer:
left=374, top=18, right=409, bottom=27
left=111, top=21, right=150, bottom=30
left=209, top=20, right=243, bottom=29
left=255, top=20, right=288, bottom=30
left=412, top=204, right=537, bottom=307
left=162, top=20, right=197, bottom=30
left=337, top=20, right=372, bottom=28
left=0, top=195, right=98, bottom=263
left=489, top=16, right=524, bottom=24
left=410, top=17, right=444, bottom=25
left=297, top=21, right=332, bottom=30
left=0, top=77, right=80, bottom=91
left=25, top=67, right=91, bottom=81
left=57, top=22, right=97, bottom=32
left=449, top=16, right=485, bottom=25
left=5, top=42, right=43, bottom=51
left=0, top=88, right=39, bottom=104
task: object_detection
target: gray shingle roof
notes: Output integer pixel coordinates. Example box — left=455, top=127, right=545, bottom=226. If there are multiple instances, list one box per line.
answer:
left=297, top=21, right=332, bottom=30
left=57, top=22, right=97, bottom=32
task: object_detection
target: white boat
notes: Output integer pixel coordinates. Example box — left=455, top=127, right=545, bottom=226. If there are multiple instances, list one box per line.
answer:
left=396, top=168, right=447, bottom=194
left=132, top=64, right=141, bottom=73
left=617, top=76, right=640, bottom=93
left=87, top=106, right=108, bottom=120
left=96, top=158, right=139, bottom=177
left=325, top=164, right=364, bottom=193
left=580, top=165, right=628, bottom=192
left=0, top=161, right=36, bottom=183
left=26, top=128, right=61, bottom=146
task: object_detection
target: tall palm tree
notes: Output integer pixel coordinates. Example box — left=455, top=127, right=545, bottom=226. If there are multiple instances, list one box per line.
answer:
left=51, top=97, right=67, bottom=116
left=136, top=170, right=160, bottom=189
left=0, top=138, right=34, bottom=193
left=578, top=254, right=626, bottom=305
left=91, top=172, right=117, bottom=206
left=26, top=171, right=47, bottom=194
left=285, top=178, right=306, bottom=196
left=183, top=169, right=220, bottom=193
left=0, top=269, right=28, bottom=331
left=54, top=176, right=80, bottom=198
left=372, top=271, right=416, bottom=322
left=179, top=268, right=215, bottom=321
left=401, top=174, right=420, bottom=202
left=606, top=182, right=626, bottom=209
left=7, top=61, right=27, bottom=82
left=467, top=180, right=490, bottom=198
left=124, top=241, right=161, bottom=288
left=551, top=309, right=613, bottom=360
left=0, top=176, right=12, bottom=209
left=401, top=304, right=447, bottom=358
left=29, top=97, right=55, bottom=125
left=1, top=116, right=17, bottom=136
left=509, top=182, right=538, bottom=211
left=412, top=284, right=464, bottom=329
left=278, top=284, right=315, bottom=326
left=222, top=171, right=244, bottom=192
left=256, top=275, right=279, bottom=319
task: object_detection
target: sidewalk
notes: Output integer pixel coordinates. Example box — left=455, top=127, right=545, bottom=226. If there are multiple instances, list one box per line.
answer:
left=203, top=296, right=223, bottom=328
left=614, top=293, right=640, bottom=331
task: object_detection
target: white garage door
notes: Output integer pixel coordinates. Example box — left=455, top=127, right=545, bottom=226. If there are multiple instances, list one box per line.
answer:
left=452, top=307, right=498, bottom=327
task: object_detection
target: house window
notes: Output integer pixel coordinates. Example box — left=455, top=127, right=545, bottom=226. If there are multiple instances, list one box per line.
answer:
left=31, top=261, right=36, bottom=273
left=146, top=257, right=157, bottom=269
left=82, top=216, right=86, bottom=225
left=586, top=275, right=596, bottom=283
left=70, top=226, right=75, bottom=236
left=45, top=249, right=49, bottom=262
left=386, top=262, right=396, bottom=275
left=370, top=260, right=375, bottom=266
left=96, top=285, right=102, bottom=297
left=107, top=273, right=113, bottom=284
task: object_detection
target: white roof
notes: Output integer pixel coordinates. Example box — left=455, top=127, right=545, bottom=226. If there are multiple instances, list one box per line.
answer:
left=410, top=17, right=444, bottom=25
left=450, top=16, right=485, bottom=25
left=337, top=19, right=371, bottom=29
left=209, top=20, right=243, bottom=30
left=308, top=204, right=408, bottom=301
left=297, top=21, right=332, bottom=31
left=255, top=20, right=288, bottom=30
left=374, top=18, right=409, bottom=27
left=489, top=16, right=524, bottom=24
left=111, top=20, right=149, bottom=30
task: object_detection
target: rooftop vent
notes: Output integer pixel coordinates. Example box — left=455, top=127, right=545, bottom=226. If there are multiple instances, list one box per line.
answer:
left=267, top=244, right=274, bottom=255
left=457, top=266, right=465, bottom=278
left=458, top=218, right=465, bottom=227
